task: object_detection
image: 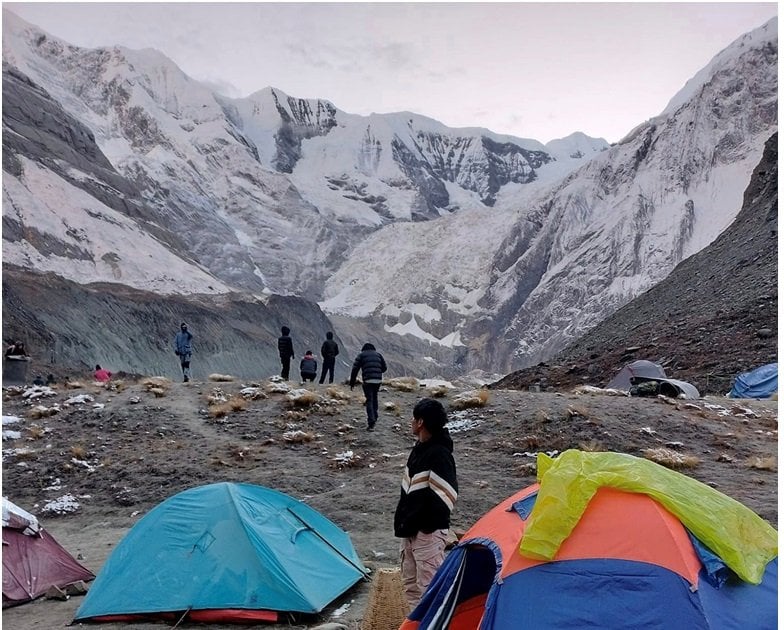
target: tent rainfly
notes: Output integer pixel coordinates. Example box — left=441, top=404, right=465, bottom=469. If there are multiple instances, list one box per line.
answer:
left=74, top=482, right=368, bottom=624
left=400, top=451, right=777, bottom=629
left=729, top=363, right=777, bottom=399
left=2, top=498, right=94, bottom=608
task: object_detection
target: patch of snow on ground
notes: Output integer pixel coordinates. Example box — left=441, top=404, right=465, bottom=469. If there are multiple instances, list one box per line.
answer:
left=41, top=494, right=81, bottom=515
left=2, top=415, right=22, bottom=425
left=446, top=411, right=483, bottom=433
left=3, top=430, right=21, bottom=440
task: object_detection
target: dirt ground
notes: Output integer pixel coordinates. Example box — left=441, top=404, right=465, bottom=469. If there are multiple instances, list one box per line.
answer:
left=1, top=375, right=777, bottom=630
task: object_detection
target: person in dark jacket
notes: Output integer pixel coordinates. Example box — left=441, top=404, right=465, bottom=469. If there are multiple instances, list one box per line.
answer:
left=277, top=326, right=295, bottom=380
left=318, top=332, right=340, bottom=384
left=174, top=323, right=193, bottom=382
left=394, top=398, right=457, bottom=611
left=299, top=350, right=318, bottom=383
left=349, top=342, right=387, bottom=431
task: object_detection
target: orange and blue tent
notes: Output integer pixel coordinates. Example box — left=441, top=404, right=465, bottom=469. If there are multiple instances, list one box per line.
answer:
left=401, top=450, right=777, bottom=629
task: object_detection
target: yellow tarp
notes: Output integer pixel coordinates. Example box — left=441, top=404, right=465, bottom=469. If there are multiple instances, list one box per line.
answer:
left=518, top=450, right=777, bottom=584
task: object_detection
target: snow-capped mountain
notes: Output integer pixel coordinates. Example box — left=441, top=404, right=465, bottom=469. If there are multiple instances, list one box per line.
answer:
left=320, top=19, right=778, bottom=372
left=1, top=10, right=777, bottom=378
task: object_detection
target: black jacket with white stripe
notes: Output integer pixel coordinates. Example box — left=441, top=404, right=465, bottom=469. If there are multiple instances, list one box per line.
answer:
left=394, top=430, right=457, bottom=538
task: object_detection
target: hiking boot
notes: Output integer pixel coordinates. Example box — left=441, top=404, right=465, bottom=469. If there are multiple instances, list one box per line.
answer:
left=183, top=375, right=189, bottom=383
left=367, top=421, right=376, bottom=432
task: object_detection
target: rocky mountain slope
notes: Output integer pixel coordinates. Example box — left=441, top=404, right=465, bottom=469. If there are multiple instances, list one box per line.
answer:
left=494, top=133, right=778, bottom=395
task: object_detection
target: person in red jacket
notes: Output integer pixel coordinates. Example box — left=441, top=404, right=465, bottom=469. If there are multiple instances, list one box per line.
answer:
left=94, top=364, right=112, bottom=382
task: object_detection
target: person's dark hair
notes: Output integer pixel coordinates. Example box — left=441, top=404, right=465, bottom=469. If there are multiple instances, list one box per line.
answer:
left=281, top=326, right=290, bottom=335
left=326, top=331, right=333, bottom=339
left=95, top=364, right=101, bottom=370
left=361, top=342, right=376, bottom=351
left=305, top=350, right=313, bottom=355
left=413, top=398, right=448, bottom=433
left=180, top=322, right=187, bottom=328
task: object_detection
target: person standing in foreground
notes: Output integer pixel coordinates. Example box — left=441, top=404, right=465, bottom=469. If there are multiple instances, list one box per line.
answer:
left=318, top=331, right=340, bottom=384
left=394, top=398, right=457, bottom=611
left=174, top=322, right=193, bottom=382
left=277, top=326, right=295, bottom=380
left=349, top=342, right=387, bottom=431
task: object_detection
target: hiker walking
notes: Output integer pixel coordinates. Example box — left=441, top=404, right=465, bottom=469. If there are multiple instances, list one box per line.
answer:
left=299, top=350, right=318, bottom=384
left=318, top=331, right=340, bottom=384
left=349, top=342, right=387, bottom=431
left=394, top=398, right=458, bottom=611
left=174, top=322, right=193, bottom=382
left=277, top=326, right=295, bottom=380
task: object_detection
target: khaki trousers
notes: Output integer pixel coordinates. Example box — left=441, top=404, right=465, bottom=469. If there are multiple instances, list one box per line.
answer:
left=400, top=529, right=449, bottom=611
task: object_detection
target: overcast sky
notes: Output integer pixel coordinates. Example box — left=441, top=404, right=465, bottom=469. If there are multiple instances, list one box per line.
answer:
left=5, top=2, right=778, bottom=143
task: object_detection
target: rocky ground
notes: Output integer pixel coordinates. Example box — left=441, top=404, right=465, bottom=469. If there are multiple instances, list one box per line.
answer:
left=1, top=373, right=777, bottom=630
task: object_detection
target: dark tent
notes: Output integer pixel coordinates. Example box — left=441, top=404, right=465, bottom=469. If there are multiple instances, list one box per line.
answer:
left=607, top=360, right=700, bottom=399
left=606, top=360, right=666, bottom=390
left=2, top=498, right=94, bottom=607
left=729, top=363, right=777, bottom=399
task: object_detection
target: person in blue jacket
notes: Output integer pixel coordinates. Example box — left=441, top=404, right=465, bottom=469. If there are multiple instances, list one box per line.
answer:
left=174, top=322, right=193, bottom=382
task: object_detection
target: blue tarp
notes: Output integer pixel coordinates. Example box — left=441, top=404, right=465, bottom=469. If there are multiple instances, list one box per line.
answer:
left=74, top=482, right=366, bottom=620
left=729, top=363, right=777, bottom=399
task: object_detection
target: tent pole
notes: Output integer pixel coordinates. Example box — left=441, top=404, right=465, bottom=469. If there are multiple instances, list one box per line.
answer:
left=172, top=607, right=191, bottom=628
left=286, top=507, right=370, bottom=581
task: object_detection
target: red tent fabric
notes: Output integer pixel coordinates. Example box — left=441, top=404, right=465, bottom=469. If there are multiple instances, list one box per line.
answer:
left=2, top=499, right=94, bottom=608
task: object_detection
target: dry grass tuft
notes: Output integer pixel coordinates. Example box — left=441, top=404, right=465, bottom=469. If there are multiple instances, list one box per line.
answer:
left=27, top=425, right=46, bottom=439
left=208, top=373, right=236, bottom=382
left=384, top=401, right=400, bottom=415
left=427, top=385, right=450, bottom=398
left=283, top=430, right=316, bottom=444
left=148, top=387, right=167, bottom=398
left=228, top=396, right=248, bottom=412
left=578, top=439, right=605, bottom=452
left=286, top=390, right=320, bottom=407
left=66, top=380, right=85, bottom=389
left=565, top=405, right=591, bottom=419
left=386, top=376, right=420, bottom=392
left=209, top=403, right=231, bottom=418
left=746, top=456, right=777, bottom=471
left=534, top=409, right=551, bottom=424
left=643, top=447, right=700, bottom=469
left=450, top=389, right=490, bottom=410
left=517, top=462, right=537, bottom=476
left=142, top=377, right=171, bottom=389
left=325, top=386, right=352, bottom=401
left=70, top=445, right=87, bottom=459
left=27, top=406, right=59, bottom=420
left=519, top=435, right=540, bottom=449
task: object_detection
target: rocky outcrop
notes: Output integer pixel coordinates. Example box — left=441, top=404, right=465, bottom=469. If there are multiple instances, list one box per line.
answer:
left=1, top=265, right=342, bottom=380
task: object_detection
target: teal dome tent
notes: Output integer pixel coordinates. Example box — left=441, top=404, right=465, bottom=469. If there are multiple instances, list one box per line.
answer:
left=74, top=482, right=367, bottom=623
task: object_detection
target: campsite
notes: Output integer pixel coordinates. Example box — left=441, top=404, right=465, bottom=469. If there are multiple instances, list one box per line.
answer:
left=1, top=374, right=778, bottom=629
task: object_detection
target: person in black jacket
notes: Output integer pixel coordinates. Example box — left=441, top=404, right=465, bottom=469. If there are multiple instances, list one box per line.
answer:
left=299, top=350, right=318, bottom=383
left=277, top=326, right=295, bottom=380
left=349, top=342, right=387, bottom=431
left=318, top=332, right=340, bottom=384
left=394, top=398, right=457, bottom=611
